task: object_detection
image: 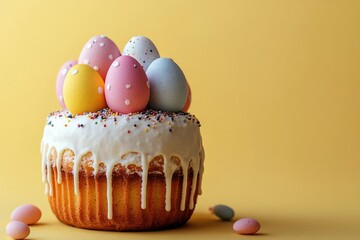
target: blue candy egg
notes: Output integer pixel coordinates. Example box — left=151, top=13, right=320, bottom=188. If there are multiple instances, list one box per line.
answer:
left=146, top=58, right=188, bottom=112
left=210, top=204, right=235, bottom=221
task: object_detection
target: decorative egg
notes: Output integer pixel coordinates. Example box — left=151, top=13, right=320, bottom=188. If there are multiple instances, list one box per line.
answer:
left=105, top=56, right=150, bottom=113
left=233, top=218, right=261, bottom=235
left=56, top=60, right=77, bottom=109
left=146, top=58, right=188, bottom=112
left=209, top=204, right=235, bottom=221
left=78, top=35, right=121, bottom=80
left=11, top=204, right=42, bottom=225
left=182, top=84, right=191, bottom=112
left=63, top=64, right=107, bottom=114
left=6, top=221, right=30, bottom=240
left=123, top=36, right=160, bottom=71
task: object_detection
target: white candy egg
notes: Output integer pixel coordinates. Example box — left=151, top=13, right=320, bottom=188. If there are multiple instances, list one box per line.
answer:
left=123, top=36, right=160, bottom=71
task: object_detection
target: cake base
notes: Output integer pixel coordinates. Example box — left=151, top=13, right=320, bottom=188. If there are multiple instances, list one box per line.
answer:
left=48, top=167, right=198, bottom=231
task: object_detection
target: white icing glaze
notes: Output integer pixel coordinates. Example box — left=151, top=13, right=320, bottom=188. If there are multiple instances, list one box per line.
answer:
left=41, top=109, right=204, bottom=219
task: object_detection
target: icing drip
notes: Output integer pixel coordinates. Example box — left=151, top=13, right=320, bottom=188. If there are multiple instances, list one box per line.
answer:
left=106, top=164, right=114, bottom=219
left=56, top=149, right=63, bottom=184
left=180, top=160, right=189, bottom=211
left=41, top=109, right=204, bottom=219
left=140, top=154, right=149, bottom=210
left=163, top=156, right=178, bottom=211
left=46, top=146, right=54, bottom=196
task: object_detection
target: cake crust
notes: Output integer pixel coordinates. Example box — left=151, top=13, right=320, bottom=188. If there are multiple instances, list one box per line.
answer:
left=48, top=166, right=198, bottom=230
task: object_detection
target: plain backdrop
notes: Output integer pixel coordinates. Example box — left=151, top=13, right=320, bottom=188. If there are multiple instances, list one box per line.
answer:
left=0, top=1, right=359, bottom=239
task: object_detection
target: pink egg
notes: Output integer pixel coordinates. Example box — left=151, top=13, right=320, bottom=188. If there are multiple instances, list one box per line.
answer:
left=182, top=84, right=191, bottom=112
left=79, top=35, right=121, bottom=80
left=11, top=204, right=42, bottom=225
left=233, top=218, right=261, bottom=235
left=56, top=60, right=77, bottom=109
left=105, top=56, right=150, bottom=113
left=6, top=221, right=30, bottom=240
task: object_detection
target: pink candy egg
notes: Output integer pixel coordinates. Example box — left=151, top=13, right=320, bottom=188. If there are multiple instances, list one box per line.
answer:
left=6, top=221, right=30, bottom=240
left=79, top=35, right=121, bottom=80
left=105, top=56, right=150, bottom=113
left=233, top=218, right=261, bottom=235
left=11, top=204, right=42, bottom=225
left=182, top=84, right=191, bottom=112
left=56, top=60, right=77, bottom=109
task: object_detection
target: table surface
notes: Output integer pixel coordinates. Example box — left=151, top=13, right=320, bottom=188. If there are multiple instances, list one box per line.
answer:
left=0, top=184, right=359, bottom=240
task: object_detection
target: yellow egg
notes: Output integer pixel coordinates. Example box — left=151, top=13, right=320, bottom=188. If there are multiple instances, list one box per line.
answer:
left=63, top=64, right=107, bottom=114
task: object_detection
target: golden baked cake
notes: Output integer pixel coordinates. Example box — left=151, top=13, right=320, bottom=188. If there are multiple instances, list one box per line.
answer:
left=41, top=109, right=204, bottom=230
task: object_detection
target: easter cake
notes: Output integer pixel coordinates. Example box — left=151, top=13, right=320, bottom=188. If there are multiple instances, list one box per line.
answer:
left=41, top=35, right=205, bottom=231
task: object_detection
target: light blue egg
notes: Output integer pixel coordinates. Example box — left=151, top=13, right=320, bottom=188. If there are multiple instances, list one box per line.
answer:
left=212, top=204, right=235, bottom=221
left=146, top=58, right=188, bottom=112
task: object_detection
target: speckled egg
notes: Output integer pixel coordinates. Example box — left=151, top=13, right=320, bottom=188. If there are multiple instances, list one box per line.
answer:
left=79, top=35, right=121, bottom=80
left=105, top=56, right=150, bottom=113
left=123, top=36, right=160, bottom=71
left=6, top=221, right=30, bottom=240
left=11, top=204, right=42, bottom=225
left=63, top=64, right=107, bottom=114
left=146, top=58, right=188, bottom=112
left=182, top=84, right=191, bottom=112
left=56, top=60, right=77, bottom=109
left=233, top=218, right=261, bottom=235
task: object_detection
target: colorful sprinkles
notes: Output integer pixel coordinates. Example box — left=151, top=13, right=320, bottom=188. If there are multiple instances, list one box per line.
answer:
left=47, top=108, right=201, bottom=132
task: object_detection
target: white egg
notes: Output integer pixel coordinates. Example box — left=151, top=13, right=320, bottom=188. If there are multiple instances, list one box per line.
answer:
left=123, top=36, right=160, bottom=71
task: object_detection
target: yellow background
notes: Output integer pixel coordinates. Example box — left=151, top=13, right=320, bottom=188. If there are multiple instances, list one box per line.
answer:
left=0, top=0, right=359, bottom=239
